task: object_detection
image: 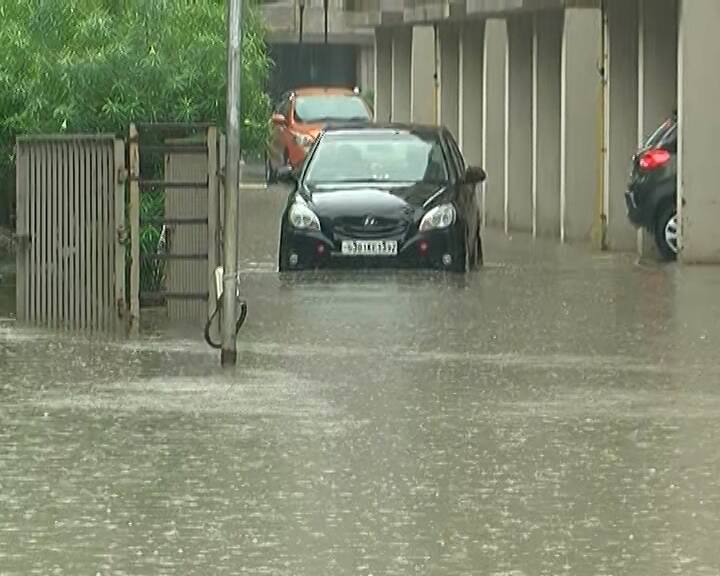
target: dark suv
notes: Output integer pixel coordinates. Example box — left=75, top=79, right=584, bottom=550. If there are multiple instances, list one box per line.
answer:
left=625, top=113, right=678, bottom=260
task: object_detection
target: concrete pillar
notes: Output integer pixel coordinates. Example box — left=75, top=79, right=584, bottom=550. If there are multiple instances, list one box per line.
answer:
left=483, top=19, right=507, bottom=229
left=374, top=28, right=393, bottom=123
left=561, top=7, right=602, bottom=243
left=438, top=24, right=460, bottom=138
left=637, top=0, right=677, bottom=257
left=533, top=11, right=563, bottom=238
left=411, top=26, right=436, bottom=124
left=392, top=27, right=412, bottom=123
left=504, top=15, right=533, bottom=234
left=678, top=0, right=720, bottom=263
left=605, top=0, right=640, bottom=251
left=459, top=21, right=485, bottom=168
left=357, top=45, right=375, bottom=94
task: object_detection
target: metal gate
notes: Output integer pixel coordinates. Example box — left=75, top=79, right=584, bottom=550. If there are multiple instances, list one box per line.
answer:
left=14, top=135, right=126, bottom=330
left=128, top=124, right=223, bottom=327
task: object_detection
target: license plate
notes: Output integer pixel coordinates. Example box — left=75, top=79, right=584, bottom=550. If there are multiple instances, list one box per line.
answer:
left=341, top=240, right=398, bottom=257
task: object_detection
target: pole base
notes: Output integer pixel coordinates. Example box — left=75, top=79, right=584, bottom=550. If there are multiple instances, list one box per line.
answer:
left=221, top=348, right=238, bottom=367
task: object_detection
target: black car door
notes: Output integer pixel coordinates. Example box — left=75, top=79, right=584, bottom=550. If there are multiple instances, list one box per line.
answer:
left=443, top=131, right=478, bottom=245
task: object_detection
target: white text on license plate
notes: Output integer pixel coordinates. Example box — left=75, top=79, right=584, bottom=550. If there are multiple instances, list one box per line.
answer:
left=341, top=240, right=398, bottom=256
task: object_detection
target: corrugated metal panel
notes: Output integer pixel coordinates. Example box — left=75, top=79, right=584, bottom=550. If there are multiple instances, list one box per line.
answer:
left=15, top=136, right=126, bottom=330
left=164, top=136, right=210, bottom=322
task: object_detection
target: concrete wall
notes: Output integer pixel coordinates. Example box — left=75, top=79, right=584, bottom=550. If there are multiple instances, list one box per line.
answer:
left=439, top=24, right=460, bottom=137
left=262, top=0, right=373, bottom=45
left=392, top=28, right=413, bottom=123
left=459, top=21, right=485, bottom=169
left=362, top=0, right=720, bottom=264
left=533, top=11, right=563, bottom=238
left=374, top=29, right=393, bottom=122
left=678, top=0, right=720, bottom=262
left=605, top=0, right=639, bottom=251
left=357, top=45, right=376, bottom=93
left=411, top=26, right=436, bottom=124
left=638, top=0, right=677, bottom=143
left=505, top=15, right=534, bottom=234
left=561, top=7, right=602, bottom=243
left=483, top=19, right=507, bottom=229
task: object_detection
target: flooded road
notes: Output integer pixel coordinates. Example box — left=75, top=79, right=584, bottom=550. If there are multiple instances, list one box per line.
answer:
left=2, top=186, right=720, bottom=575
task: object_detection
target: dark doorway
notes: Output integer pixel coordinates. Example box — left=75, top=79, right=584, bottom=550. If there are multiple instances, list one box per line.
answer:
left=268, top=43, right=358, bottom=101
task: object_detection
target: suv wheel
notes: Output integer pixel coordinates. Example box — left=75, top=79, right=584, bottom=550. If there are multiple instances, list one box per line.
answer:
left=654, top=204, right=678, bottom=261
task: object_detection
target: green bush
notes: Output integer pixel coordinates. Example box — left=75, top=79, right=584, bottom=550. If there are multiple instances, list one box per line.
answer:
left=1, top=0, right=273, bottom=293
left=0, top=0, right=272, bottom=220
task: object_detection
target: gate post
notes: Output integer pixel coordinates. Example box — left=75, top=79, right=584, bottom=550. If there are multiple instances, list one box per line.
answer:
left=128, top=124, right=140, bottom=329
left=207, top=127, right=219, bottom=326
left=15, top=142, right=29, bottom=322
left=114, top=139, right=128, bottom=323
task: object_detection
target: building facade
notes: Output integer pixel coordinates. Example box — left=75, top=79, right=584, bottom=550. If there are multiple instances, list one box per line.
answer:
left=333, top=0, right=719, bottom=263
left=259, top=1, right=376, bottom=98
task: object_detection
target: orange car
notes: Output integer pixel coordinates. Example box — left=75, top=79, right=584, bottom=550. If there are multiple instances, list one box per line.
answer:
left=265, top=87, right=373, bottom=182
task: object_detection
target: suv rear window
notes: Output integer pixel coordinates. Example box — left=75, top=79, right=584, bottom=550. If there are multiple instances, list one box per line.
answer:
left=294, top=96, right=370, bottom=124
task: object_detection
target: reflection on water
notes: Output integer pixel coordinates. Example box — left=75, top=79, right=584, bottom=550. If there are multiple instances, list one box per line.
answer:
left=2, top=188, right=720, bottom=575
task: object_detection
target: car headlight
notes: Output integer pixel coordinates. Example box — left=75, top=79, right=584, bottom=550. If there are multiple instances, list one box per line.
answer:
left=289, top=203, right=321, bottom=231
left=293, top=133, right=314, bottom=147
left=419, top=203, right=456, bottom=231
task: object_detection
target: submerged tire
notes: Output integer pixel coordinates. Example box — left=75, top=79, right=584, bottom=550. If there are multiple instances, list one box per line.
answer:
left=654, top=203, right=678, bottom=261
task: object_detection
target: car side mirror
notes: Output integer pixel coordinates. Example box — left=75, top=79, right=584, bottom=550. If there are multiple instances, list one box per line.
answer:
left=272, top=113, right=287, bottom=126
left=465, top=166, right=486, bottom=184
left=277, top=165, right=297, bottom=184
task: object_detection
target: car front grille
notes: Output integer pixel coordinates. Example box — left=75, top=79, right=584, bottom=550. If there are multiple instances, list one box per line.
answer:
left=333, top=216, right=409, bottom=239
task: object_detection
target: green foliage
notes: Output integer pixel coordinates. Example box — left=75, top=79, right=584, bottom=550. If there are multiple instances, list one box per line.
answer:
left=0, top=0, right=272, bottom=180
left=1, top=0, right=273, bottom=290
left=139, top=189, right=166, bottom=295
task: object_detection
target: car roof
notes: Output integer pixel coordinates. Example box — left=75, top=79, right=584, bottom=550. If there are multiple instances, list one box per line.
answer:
left=293, top=86, right=357, bottom=96
left=321, top=123, right=445, bottom=138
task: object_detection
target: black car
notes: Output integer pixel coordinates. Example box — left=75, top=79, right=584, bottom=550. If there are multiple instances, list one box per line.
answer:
left=625, top=113, right=678, bottom=259
left=277, top=124, right=487, bottom=273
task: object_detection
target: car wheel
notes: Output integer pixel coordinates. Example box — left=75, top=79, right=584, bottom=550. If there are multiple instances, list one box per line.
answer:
left=654, top=203, right=678, bottom=261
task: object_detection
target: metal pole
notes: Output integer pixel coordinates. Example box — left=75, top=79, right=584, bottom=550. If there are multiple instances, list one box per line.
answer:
left=299, top=2, right=305, bottom=45
left=222, top=0, right=242, bottom=367
left=324, top=0, right=329, bottom=45
left=433, top=24, right=439, bottom=125
left=594, top=0, right=609, bottom=251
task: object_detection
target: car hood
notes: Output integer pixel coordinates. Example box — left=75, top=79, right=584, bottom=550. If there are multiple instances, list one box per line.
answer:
left=305, top=182, right=450, bottom=218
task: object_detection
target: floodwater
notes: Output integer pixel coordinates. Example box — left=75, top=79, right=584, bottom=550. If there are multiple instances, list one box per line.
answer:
left=2, top=186, right=720, bottom=575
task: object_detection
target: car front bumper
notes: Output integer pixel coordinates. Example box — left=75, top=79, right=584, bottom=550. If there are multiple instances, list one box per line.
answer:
left=280, top=225, right=466, bottom=271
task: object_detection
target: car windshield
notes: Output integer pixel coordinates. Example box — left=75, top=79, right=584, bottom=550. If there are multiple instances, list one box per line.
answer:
left=294, top=95, right=371, bottom=124
left=305, top=132, right=449, bottom=185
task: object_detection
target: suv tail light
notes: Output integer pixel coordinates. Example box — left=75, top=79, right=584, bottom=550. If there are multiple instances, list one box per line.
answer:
left=639, top=148, right=671, bottom=171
